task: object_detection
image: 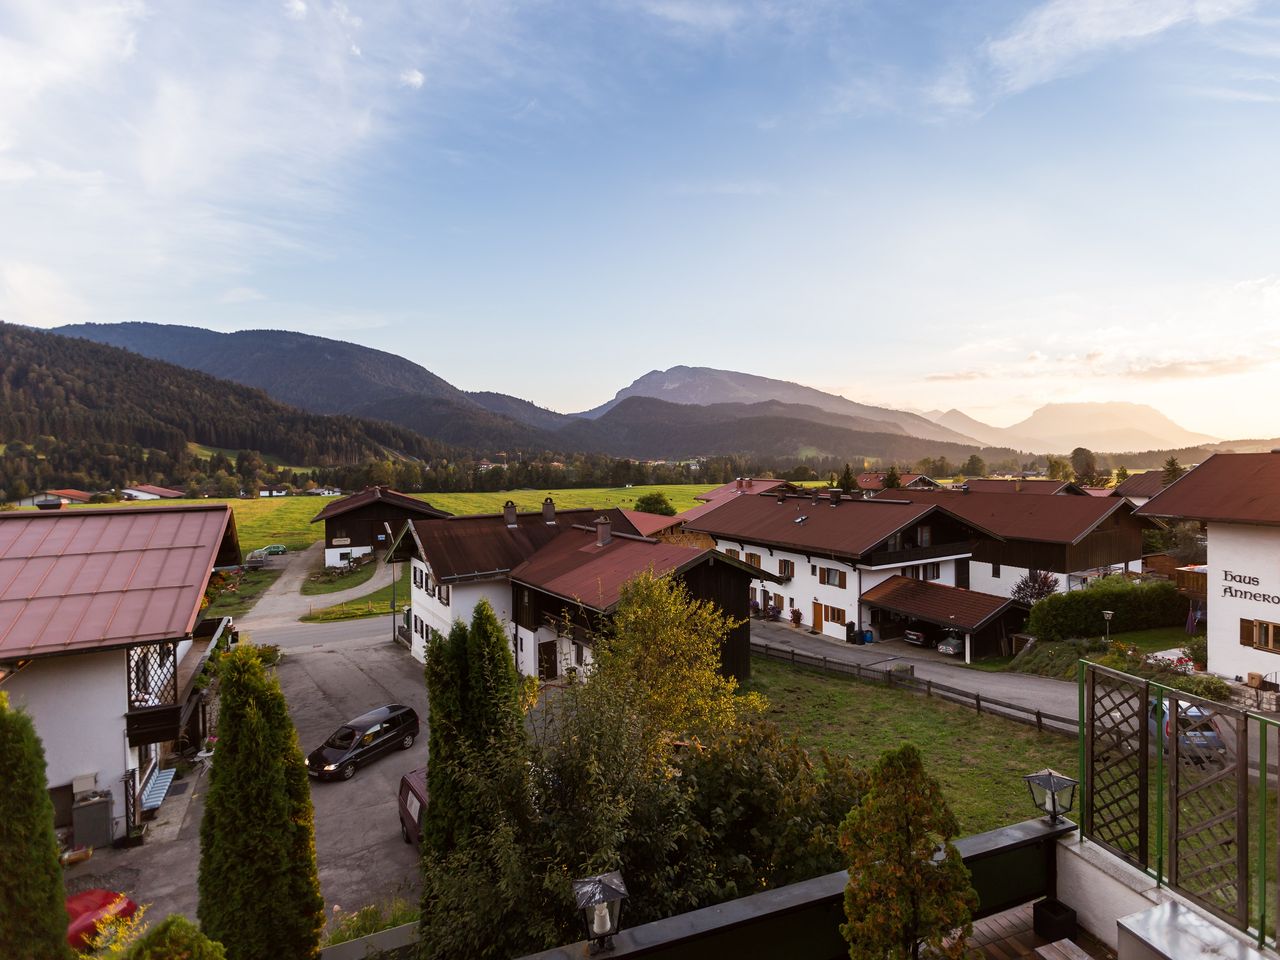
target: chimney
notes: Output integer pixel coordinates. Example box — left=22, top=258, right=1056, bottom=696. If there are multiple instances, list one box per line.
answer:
left=542, top=496, right=555, bottom=523
left=746, top=478, right=754, bottom=489
left=830, top=489, right=842, bottom=506
left=736, top=477, right=744, bottom=491
left=811, top=488, right=821, bottom=505
left=595, top=516, right=612, bottom=547
left=1014, top=479, right=1022, bottom=493
left=504, top=500, right=517, bottom=527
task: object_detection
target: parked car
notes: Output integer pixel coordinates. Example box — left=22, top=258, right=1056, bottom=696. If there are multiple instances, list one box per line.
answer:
left=243, top=548, right=266, bottom=570
left=902, top=628, right=937, bottom=649
left=398, top=767, right=428, bottom=845
left=263, top=544, right=288, bottom=555
left=66, top=889, right=139, bottom=949
left=936, top=633, right=963, bottom=657
left=1147, top=699, right=1228, bottom=762
left=307, top=704, right=419, bottom=781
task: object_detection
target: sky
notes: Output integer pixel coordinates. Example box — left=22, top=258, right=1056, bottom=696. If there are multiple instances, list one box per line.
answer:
left=1, top=0, right=1279, bottom=438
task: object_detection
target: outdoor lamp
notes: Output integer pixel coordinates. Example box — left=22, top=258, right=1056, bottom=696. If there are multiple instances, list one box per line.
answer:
left=1102, top=609, right=1114, bottom=644
left=1023, top=768, right=1078, bottom=825
left=572, top=871, right=628, bottom=953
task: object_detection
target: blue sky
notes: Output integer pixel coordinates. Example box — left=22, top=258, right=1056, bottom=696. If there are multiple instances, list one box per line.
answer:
left=2, top=0, right=1278, bottom=437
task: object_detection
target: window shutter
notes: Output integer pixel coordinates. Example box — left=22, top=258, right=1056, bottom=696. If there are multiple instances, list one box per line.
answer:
left=1242, top=619, right=1255, bottom=646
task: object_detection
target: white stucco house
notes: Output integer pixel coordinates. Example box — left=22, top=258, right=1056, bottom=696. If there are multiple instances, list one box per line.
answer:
left=1138, top=452, right=1280, bottom=682
left=0, top=503, right=241, bottom=843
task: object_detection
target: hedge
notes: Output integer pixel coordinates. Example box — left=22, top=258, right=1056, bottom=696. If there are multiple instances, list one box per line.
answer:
left=1027, top=576, right=1188, bottom=642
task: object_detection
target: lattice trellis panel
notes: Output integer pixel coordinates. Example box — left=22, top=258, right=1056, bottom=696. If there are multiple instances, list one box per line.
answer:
left=1167, top=694, right=1249, bottom=925
left=127, top=641, right=177, bottom=708
left=1085, top=667, right=1149, bottom=869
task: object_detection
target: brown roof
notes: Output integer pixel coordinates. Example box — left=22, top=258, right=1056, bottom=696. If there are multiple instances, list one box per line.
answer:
left=684, top=491, right=999, bottom=560
left=398, top=508, right=641, bottom=583
left=674, top=498, right=735, bottom=525
left=872, top=489, right=1145, bottom=544
left=619, top=510, right=682, bottom=538
left=1081, top=487, right=1113, bottom=497
left=861, top=575, right=1023, bottom=632
left=45, top=489, right=93, bottom=503
left=856, top=473, right=936, bottom=491
left=1136, top=452, right=1280, bottom=526
left=1112, top=471, right=1168, bottom=500
left=963, top=479, right=1083, bottom=495
left=693, top=478, right=790, bottom=503
left=0, top=504, right=241, bottom=660
left=310, top=486, right=450, bottom=523
left=126, top=483, right=185, bottom=499
left=510, top=527, right=711, bottom=612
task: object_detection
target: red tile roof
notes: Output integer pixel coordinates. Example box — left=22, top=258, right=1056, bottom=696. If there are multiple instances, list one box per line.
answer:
left=856, top=473, right=936, bottom=491
left=1081, top=487, right=1114, bottom=497
left=45, top=489, right=93, bottom=503
left=619, top=509, right=682, bottom=538
left=0, top=504, right=241, bottom=659
left=683, top=491, right=999, bottom=559
left=126, top=484, right=185, bottom=499
left=1136, top=452, right=1280, bottom=526
left=399, top=508, right=641, bottom=583
left=1112, top=471, right=1168, bottom=500
left=674, top=498, right=735, bottom=525
left=963, top=479, right=1083, bottom=495
left=861, top=575, right=1023, bottom=632
left=310, top=486, right=449, bottom=523
left=510, top=527, right=710, bottom=612
left=694, top=478, right=790, bottom=502
left=872, top=489, right=1146, bottom=544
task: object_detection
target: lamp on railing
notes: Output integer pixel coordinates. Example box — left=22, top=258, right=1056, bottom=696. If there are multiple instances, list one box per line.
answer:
left=1023, top=768, right=1078, bottom=824
left=1101, top=609, right=1114, bottom=645
left=572, top=870, right=628, bottom=953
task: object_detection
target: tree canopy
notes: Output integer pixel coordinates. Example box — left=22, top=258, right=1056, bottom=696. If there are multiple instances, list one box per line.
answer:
left=632, top=491, right=677, bottom=516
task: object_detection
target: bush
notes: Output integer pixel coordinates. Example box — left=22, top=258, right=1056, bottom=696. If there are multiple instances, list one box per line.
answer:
left=324, top=897, right=417, bottom=946
left=1026, top=576, right=1187, bottom=642
left=1183, top=635, right=1208, bottom=669
left=124, top=916, right=225, bottom=959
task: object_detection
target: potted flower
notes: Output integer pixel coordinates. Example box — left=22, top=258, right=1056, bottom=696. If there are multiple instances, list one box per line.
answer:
left=790, top=607, right=803, bottom=628
left=1183, top=636, right=1208, bottom=672
left=749, top=599, right=761, bottom=619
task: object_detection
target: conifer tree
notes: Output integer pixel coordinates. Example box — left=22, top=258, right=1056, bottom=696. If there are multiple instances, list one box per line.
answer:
left=198, top=646, right=323, bottom=960
left=463, top=599, right=522, bottom=749
left=0, top=692, right=71, bottom=960
left=1161, top=456, right=1186, bottom=485
left=840, top=744, right=977, bottom=960
left=839, top=463, right=856, bottom=494
left=882, top=464, right=902, bottom=489
left=424, top=621, right=470, bottom=856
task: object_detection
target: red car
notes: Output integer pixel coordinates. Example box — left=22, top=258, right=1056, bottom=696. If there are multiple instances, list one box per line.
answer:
left=66, top=889, right=139, bottom=950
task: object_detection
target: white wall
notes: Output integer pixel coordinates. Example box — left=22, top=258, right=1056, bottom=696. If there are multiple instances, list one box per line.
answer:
left=408, top=559, right=515, bottom=666
left=970, top=559, right=1142, bottom=599
left=324, top=544, right=372, bottom=568
left=3, top=650, right=132, bottom=838
left=1204, top=522, right=1280, bottom=680
left=1056, top=837, right=1168, bottom=951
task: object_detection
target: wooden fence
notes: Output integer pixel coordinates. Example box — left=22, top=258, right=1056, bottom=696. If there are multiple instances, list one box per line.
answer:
left=750, top=641, right=1076, bottom=738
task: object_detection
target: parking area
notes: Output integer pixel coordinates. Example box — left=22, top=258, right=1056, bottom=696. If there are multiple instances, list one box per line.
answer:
left=64, top=630, right=428, bottom=927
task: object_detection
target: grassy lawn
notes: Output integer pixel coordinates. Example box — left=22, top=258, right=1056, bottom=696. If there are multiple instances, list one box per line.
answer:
left=1106, top=626, right=1198, bottom=654
left=745, top=657, right=1076, bottom=835
left=419, top=484, right=716, bottom=516
left=204, top=568, right=283, bottom=619
left=300, top=564, right=411, bottom=622
left=300, top=558, right=377, bottom=596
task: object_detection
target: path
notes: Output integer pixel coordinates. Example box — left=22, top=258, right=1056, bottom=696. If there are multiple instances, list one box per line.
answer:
left=239, top=543, right=395, bottom=629
left=751, top=619, right=1080, bottom=724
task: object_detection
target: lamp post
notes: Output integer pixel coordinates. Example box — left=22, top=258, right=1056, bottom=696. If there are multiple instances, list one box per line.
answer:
left=1102, top=609, right=1114, bottom=645
left=572, top=871, right=628, bottom=954
left=1023, top=768, right=1078, bottom=825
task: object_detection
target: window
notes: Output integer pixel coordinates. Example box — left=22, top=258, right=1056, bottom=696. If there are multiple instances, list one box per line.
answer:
left=917, top=525, right=932, bottom=547
left=991, top=562, right=1001, bottom=578
left=885, top=533, right=903, bottom=552
left=413, top=567, right=422, bottom=589
left=818, top=567, right=847, bottom=589
left=725, top=548, right=740, bottom=560
left=745, top=552, right=762, bottom=568
left=1243, top=619, right=1280, bottom=652
left=772, top=592, right=784, bottom=608
left=778, top=558, right=795, bottom=578
left=921, top=562, right=940, bottom=581
left=438, top=584, right=450, bottom=607
left=788, top=597, right=795, bottom=609
left=823, top=605, right=847, bottom=625
left=575, top=643, right=585, bottom=667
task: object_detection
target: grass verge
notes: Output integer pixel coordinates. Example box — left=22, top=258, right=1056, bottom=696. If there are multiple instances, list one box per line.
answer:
left=745, top=656, right=1076, bottom=835
left=300, top=565, right=411, bottom=622
left=300, top=559, right=377, bottom=596
left=204, top=568, right=283, bottom=620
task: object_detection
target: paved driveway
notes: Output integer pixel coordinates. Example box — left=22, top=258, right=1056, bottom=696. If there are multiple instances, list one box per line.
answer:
left=240, top=544, right=396, bottom=629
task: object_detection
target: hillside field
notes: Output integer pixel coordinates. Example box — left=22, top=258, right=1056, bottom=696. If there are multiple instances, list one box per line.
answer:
left=28, top=484, right=718, bottom=553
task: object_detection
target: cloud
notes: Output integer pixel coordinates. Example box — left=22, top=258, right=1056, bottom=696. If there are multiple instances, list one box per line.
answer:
left=399, top=68, right=425, bottom=89
left=0, top=261, right=87, bottom=327
left=987, top=0, right=1256, bottom=94
left=283, top=0, right=307, bottom=20
left=218, top=286, right=267, bottom=304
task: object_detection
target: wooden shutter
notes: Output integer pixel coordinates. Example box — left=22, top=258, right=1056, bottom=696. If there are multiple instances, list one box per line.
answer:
left=1242, top=619, right=1256, bottom=646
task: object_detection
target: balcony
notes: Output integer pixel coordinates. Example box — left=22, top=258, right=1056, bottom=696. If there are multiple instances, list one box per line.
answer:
left=1175, top=565, right=1207, bottom=600
left=862, top=541, right=973, bottom=569
left=125, top=640, right=179, bottom=747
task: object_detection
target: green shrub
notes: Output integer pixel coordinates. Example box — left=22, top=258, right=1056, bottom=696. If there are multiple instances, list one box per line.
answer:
left=0, top=692, right=72, bottom=960
left=1165, top=673, right=1232, bottom=702
left=1026, top=577, right=1187, bottom=642
left=1182, top=635, right=1208, bottom=669
left=125, top=916, right=225, bottom=959
left=324, top=897, right=417, bottom=946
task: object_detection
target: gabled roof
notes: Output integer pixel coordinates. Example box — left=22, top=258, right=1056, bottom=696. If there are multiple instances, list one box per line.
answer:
left=124, top=483, right=185, bottom=499
left=310, top=486, right=449, bottom=524
left=683, top=491, right=999, bottom=560
left=510, top=527, right=714, bottom=613
left=1137, top=452, right=1280, bottom=526
left=45, top=489, right=94, bottom=503
left=393, top=508, right=642, bottom=583
left=963, top=479, right=1085, bottom=496
left=1112, top=471, right=1168, bottom=500
left=856, top=473, right=938, bottom=491
left=873, top=489, right=1151, bottom=544
left=861, top=575, right=1024, bottom=632
left=0, top=504, right=241, bottom=660
left=693, top=478, right=791, bottom=503
left=619, top=510, right=683, bottom=538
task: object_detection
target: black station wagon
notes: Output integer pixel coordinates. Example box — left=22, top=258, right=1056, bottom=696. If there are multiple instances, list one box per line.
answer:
left=307, top=704, right=419, bottom=781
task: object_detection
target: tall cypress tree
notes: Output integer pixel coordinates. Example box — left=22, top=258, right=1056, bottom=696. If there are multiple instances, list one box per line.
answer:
left=0, top=692, right=71, bottom=960
left=198, top=646, right=323, bottom=960
left=463, top=600, right=521, bottom=749
left=424, top=621, right=469, bottom=856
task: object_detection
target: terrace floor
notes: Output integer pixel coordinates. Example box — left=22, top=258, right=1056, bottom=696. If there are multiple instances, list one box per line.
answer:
left=970, top=902, right=1115, bottom=959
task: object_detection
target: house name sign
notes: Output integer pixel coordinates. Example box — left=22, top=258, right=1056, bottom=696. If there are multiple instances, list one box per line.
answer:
left=1222, top=570, right=1280, bottom=606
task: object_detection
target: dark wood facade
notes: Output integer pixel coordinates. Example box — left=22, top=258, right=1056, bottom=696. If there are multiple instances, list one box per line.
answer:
left=969, top=509, right=1148, bottom=574
left=323, top=501, right=446, bottom=557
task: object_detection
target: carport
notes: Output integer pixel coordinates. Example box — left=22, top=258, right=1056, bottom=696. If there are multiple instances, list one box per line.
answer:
left=861, top=576, right=1027, bottom=663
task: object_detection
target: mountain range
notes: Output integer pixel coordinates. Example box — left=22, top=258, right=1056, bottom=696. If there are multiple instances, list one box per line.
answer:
left=49, top=321, right=1236, bottom=461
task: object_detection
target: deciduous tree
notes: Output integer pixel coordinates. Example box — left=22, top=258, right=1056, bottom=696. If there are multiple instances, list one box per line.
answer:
left=0, top=692, right=71, bottom=960
left=1010, top=569, right=1061, bottom=605
left=633, top=491, right=677, bottom=516
left=840, top=744, right=977, bottom=960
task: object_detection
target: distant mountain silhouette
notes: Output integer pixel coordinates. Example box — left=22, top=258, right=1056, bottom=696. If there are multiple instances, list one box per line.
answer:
left=926, top=402, right=1217, bottom=453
